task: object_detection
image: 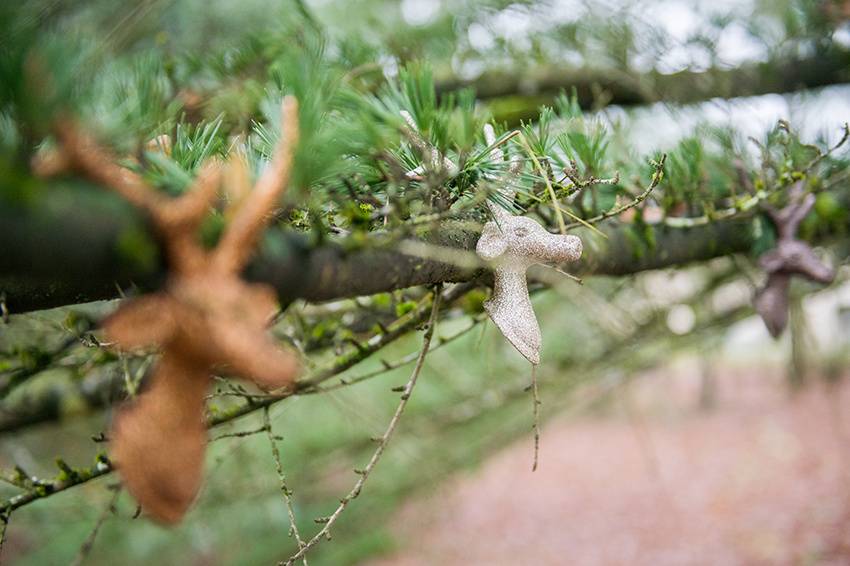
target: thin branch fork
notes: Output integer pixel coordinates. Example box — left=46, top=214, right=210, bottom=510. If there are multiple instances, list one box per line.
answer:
left=264, top=407, right=308, bottom=564
left=564, top=153, right=667, bottom=230
left=560, top=159, right=621, bottom=192
left=0, top=283, right=474, bottom=518
left=282, top=285, right=443, bottom=566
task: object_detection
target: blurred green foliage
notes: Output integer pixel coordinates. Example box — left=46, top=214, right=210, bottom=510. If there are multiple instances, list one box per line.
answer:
left=2, top=0, right=850, bottom=564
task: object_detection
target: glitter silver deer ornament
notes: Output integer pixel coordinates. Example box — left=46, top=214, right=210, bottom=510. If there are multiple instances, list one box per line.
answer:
left=476, top=125, right=583, bottom=364
left=754, top=182, right=835, bottom=338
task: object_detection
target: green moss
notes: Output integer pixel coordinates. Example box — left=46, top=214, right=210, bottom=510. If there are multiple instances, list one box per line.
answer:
left=199, top=213, right=227, bottom=248
left=394, top=300, right=417, bottom=317
left=750, top=214, right=777, bottom=256
left=372, top=293, right=392, bottom=309
left=459, top=288, right=487, bottom=314
left=55, top=458, right=78, bottom=482
left=815, top=191, right=844, bottom=222
left=115, top=225, right=159, bottom=272
left=311, top=319, right=339, bottom=341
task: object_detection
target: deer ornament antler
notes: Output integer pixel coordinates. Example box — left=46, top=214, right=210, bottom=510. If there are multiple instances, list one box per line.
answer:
left=476, top=125, right=582, bottom=365
left=35, top=97, right=302, bottom=523
left=754, top=182, right=835, bottom=338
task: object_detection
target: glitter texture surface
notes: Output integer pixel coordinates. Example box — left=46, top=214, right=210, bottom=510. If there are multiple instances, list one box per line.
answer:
left=477, top=125, right=582, bottom=364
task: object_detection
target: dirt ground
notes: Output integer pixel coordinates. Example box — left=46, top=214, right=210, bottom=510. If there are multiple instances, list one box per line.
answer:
left=368, top=363, right=850, bottom=566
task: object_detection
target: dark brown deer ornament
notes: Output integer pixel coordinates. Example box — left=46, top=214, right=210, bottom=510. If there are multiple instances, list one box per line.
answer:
left=754, top=183, right=835, bottom=338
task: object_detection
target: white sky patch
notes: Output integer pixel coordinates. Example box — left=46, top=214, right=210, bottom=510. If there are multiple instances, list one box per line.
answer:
left=451, top=55, right=486, bottom=81
left=467, top=0, right=781, bottom=73
left=467, top=22, right=495, bottom=52
left=400, top=0, right=441, bottom=27
left=489, top=3, right=535, bottom=49
left=547, top=0, right=586, bottom=25
left=715, top=22, right=769, bottom=66
left=379, top=54, right=399, bottom=79
left=616, top=86, right=850, bottom=155
left=834, top=23, right=850, bottom=48
left=649, top=0, right=700, bottom=43
left=667, top=304, right=696, bottom=335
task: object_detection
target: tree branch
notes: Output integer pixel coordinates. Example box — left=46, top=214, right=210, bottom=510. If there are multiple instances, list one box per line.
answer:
left=436, top=48, right=850, bottom=124
left=282, top=285, right=442, bottom=565
left=0, top=284, right=466, bottom=517
left=1, top=181, right=773, bottom=314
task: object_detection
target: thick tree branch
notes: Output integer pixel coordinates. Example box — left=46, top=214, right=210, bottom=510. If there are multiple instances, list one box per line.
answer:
left=436, top=48, right=850, bottom=124
left=0, top=181, right=771, bottom=314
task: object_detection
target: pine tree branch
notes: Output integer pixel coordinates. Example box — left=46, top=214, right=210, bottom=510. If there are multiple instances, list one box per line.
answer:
left=436, top=48, right=850, bottom=124
left=0, top=283, right=470, bottom=515
left=1, top=182, right=777, bottom=314
left=281, top=285, right=442, bottom=566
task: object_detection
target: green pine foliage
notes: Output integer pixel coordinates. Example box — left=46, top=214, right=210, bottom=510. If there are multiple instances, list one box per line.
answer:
left=2, top=2, right=850, bottom=564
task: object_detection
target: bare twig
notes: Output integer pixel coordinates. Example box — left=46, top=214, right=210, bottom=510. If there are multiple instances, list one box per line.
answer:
left=802, top=122, right=850, bottom=173
left=0, top=283, right=475, bottom=516
left=70, top=486, right=121, bottom=566
left=530, top=364, right=541, bottom=471
left=264, top=407, right=308, bottom=565
left=318, top=316, right=485, bottom=393
left=281, top=285, right=443, bottom=566
left=0, top=467, right=30, bottom=490
left=210, top=425, right=278, bottom=442
left=662, top=189, right=770, bottom=228
left=565, top=154, right=666, bottom=230
left=0, top=511, right=7, bottom=563
left=2, top=455, right=112, bottom=514
left=559, top=161, right=620, bottom=191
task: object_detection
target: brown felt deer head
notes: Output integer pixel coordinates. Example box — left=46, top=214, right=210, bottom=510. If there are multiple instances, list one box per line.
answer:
left=754, top=182, right=835, bottom=338
left=34, top=97, right=302, bottom=523
left=476, top=125, right=582, bottom=364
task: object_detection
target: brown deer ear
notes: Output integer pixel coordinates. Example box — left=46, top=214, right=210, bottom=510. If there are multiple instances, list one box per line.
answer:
left=477, top=222, right=508, bottom=260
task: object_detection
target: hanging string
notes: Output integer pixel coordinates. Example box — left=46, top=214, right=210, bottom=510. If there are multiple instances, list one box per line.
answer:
left=530, top=363, right=541, bottom=472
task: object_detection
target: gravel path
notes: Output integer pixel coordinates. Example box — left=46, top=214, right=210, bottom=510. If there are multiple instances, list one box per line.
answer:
left=368, top=365, right=850, bottom=565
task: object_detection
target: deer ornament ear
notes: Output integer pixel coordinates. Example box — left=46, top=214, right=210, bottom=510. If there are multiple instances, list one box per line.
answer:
left=476, top=221, right=508, bottom=260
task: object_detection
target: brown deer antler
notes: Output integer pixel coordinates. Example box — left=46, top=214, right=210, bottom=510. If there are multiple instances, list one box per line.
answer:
left=754, top=182, right=835, bottom=338
left=35, top=97, right=301, bottom=523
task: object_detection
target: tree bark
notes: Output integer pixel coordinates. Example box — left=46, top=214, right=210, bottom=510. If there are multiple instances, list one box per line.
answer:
left=435, top=48, right=850, bottom=124
left=2, top=183, right=763, bottom=314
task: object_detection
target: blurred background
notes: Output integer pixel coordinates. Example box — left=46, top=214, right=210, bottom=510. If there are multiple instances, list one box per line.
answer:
left=2, top=0, right=850, bottom=564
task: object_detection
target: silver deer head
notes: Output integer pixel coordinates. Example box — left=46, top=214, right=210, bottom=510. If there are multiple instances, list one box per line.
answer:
left=477, top=125, right=582, bottom=364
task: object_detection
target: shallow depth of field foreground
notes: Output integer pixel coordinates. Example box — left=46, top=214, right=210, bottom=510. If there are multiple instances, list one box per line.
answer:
left=2, top=0, right=850, bottom=564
